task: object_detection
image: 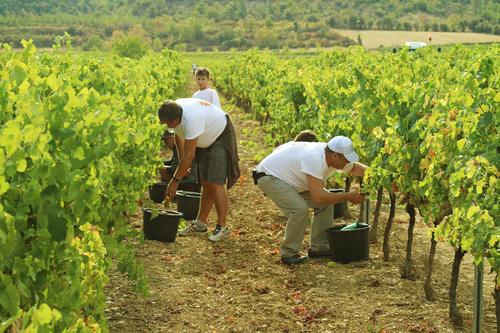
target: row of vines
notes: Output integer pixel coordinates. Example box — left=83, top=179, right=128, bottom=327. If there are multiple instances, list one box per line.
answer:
left=212, top=46, right=499, bottom=328
left=0, top=40, right=185, bottom=332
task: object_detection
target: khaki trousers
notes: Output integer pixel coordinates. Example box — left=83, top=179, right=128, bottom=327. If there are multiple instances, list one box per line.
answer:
left=257, top=175, right=333, bottom=257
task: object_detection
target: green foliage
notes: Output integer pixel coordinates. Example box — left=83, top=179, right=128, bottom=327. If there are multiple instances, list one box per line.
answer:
left=254, top=28, right=279, bottom=49
left=112, top=35, right=150, bottom=59
left=1, top=0, right=497, bottom=51
left=0, top=40, right=186, bottom=331
left=213, top=45, right=500, bottom=285
left=83, top=35, right=105, bottom=51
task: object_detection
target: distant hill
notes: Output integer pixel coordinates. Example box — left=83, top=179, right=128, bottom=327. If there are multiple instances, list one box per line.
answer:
left=0, top=0, right=498, bottom=50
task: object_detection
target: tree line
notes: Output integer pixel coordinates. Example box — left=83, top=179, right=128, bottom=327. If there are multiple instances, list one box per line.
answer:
left=0, top=0, right=498, bottom=50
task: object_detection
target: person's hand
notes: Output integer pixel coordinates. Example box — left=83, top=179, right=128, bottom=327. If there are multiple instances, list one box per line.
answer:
left=347, top=190, right=364, bottom=204
left=165, top=179, right=179, bottom=203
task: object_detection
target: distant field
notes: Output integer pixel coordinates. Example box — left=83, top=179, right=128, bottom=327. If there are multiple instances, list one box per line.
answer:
left=184, top=50, right=321, bottom=67
left=335, top=29, right=500, bottom=49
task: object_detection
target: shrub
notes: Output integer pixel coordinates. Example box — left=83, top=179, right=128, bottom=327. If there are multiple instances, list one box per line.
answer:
left=83, top=35, right=105, bottom=51
left=112, top=35, right=149, bottom=59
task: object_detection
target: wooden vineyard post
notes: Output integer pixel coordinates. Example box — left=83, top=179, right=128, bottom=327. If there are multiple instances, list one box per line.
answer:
left=472, top=259, right=484, bottom=333
left=363, top=198, right=370, bottom=224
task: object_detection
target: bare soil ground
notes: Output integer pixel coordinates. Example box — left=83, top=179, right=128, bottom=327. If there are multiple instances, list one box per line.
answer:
left=105, top=98, right=497, bottom=332
left=334, top=29, right=500, bottom=49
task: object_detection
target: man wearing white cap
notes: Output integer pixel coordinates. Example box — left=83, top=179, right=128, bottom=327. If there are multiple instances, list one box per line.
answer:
left=254, top=136, right=367, bottom=265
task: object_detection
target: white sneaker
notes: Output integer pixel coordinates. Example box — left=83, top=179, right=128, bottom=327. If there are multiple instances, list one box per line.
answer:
left=208, top=226, right=230, bottom=242
left=178, top=220, right=207, bottom=236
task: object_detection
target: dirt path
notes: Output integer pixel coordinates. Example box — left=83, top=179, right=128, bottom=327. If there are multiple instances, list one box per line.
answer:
left=105, top=95, right=497, bottom=332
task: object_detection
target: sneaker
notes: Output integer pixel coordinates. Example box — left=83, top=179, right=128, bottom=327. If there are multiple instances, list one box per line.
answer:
left=281, top=254, right=308, bottom=265
left=211, top=224, right=222, bottom=235
left=178, top=220, right=207, bottom=236
left=307, top=249, right=331, bottom=259
left=208, top=226, right=230, bottom=242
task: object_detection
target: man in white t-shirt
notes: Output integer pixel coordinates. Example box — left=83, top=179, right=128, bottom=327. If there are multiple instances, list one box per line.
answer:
left=255, top=136, right=367, bottom=265
left=191, top=67, right=221, bottom=108
left=158, top=98, right=240, bottom=242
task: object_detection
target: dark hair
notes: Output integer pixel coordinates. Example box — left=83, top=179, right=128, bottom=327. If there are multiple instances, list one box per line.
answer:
left=294, top=130, right=318, bottom=142
left=325, top=145, right=335, bottom=155
left=158, top=100, right=182, bottom=122
left=195, top=67, right=210, bottom=77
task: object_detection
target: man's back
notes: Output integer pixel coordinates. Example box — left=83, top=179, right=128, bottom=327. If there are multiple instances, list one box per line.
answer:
left=257, top=142, right=335, bottom=192
left=174, top=98, right=227, bottom=148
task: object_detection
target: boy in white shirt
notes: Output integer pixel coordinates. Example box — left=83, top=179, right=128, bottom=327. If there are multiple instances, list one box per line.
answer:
left=192, top=67, right=221, bottom=109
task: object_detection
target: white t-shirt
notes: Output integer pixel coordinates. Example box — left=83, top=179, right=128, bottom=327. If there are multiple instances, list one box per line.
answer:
left=173, top=98, right=227, bottom=148
left=192, top=88, right=221, bottom=109
left=257, top=142, right=338, bottom=192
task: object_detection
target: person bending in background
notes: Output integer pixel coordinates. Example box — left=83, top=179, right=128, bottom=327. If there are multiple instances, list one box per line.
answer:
left=294, top=130, right=318, bottom=142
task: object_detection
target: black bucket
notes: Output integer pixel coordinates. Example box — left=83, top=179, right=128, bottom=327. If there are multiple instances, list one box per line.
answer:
left=160, top=166, right=174, bottom=182
left=142, top=208, right=183, bottom=242
left=328, top=188, right=348, bottom=219
left=326, top=223, right=371, bottom=263
left=178, top=181, right=201, bottom=193
left=176, top=190, right=201, bottom=220
left=149, top=182, right=167, bottom=203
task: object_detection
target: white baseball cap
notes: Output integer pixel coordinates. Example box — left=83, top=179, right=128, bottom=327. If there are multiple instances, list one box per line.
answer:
left=327, top=136, right=359, bottom=162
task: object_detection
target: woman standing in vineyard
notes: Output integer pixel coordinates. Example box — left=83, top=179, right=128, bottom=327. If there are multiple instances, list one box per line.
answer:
left=254, top=136, right=367, bottom=265
left=158, top=98, right=240, bottom=242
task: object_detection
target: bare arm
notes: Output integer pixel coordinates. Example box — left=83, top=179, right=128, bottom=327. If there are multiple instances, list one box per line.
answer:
left=175, top=134, right=185, bottom=160
left=307, top=175, right=364, bottom=205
